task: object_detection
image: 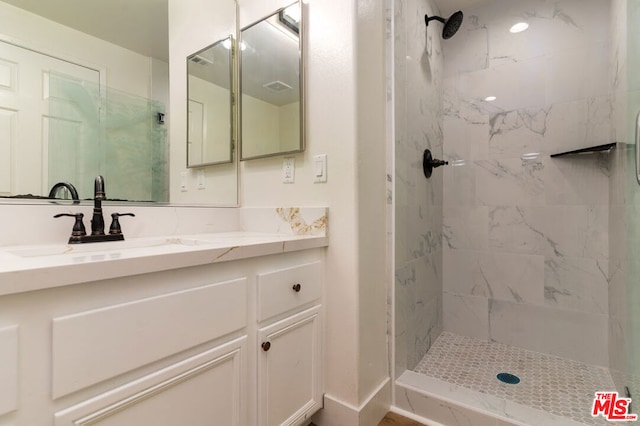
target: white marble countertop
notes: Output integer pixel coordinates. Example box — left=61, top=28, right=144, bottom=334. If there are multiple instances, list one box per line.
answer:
left=0, top=206, right=329, bottom=297
left=0, top=231, right=328, bottom=297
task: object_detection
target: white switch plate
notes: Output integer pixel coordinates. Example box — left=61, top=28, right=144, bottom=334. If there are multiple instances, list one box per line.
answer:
left=197, top=169, right=205, bottom=190
left=313, top=154, right=327, bottom=183
left=283, top=158, right=295, bottom=183
left=180, top=171, right=188, bottom=192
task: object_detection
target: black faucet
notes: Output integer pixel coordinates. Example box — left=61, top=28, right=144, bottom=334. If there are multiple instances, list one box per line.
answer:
left=54, top=175, right=135, bottom=244
left=91, top=175, right=106, bottom=235
left=48, top=182, right=80, bottom=204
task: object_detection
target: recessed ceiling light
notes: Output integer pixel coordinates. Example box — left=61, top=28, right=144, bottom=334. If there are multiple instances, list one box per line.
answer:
left=484, top=96, right=497, bottom=102
left=510, top=22, right=529, bottom=33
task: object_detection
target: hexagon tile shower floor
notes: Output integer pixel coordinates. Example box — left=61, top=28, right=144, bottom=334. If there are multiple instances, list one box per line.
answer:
left=415, top=332, right=615, bottom=425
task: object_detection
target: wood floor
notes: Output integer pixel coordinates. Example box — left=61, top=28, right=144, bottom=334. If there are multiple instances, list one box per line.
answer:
left=377, top=412, right=427, bottom=425
left=310, top=411, right=426, bottom=426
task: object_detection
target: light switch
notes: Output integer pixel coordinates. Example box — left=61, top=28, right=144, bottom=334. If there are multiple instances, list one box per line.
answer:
left=313, top=154, right=327, bottom=183
left=180, top=171, right=188, bottom=192
left=197, top=169, right=205, bottom=190
left=283, top=158, right=295, bottom=183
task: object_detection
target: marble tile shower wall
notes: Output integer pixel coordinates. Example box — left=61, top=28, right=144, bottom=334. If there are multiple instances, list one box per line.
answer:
left=442, top=0, right=613, bottom=366
left=394, top=0, right=444, bottom=376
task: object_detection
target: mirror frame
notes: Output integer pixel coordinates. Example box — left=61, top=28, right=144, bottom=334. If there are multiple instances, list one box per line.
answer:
left=186, top=35, right=235, bottom=168
left=238, top=1, right=305, bottom=161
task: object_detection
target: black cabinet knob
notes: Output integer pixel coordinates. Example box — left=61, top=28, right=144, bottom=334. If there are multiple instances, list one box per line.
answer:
left=292, top=283, right=302, bottom=292
left=261, top=341, right=271, bottom=352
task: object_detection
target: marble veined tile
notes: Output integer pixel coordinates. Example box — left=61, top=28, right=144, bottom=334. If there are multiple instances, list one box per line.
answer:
left=541, top=205, right=608, bottom=259
left=443, top=249, right=477, bottom=295
left=544, top=155, right=610, bottom=206
left=454, top=57, right=547, bottom=112
left=544, top=99, right=589, bottom=154
left=443, top=205, right=488, bottom=250
left=488, top=203, right=607, bottom=260
left=476, top=159, right=545, bottom=207
left=585, top=96, right=614, bottom=145
left=444, top=249, right=544, bottom=305
left=544, top=255, right=609, bottom=315
left=486, top=108, right=547, bottom=158
left=489, top=300, right=608, bottom=366
left=443, top=25, right=489, bottom=75
left=474, top=251, right=544, bottom=304
left=545, top=43, right=610, bottom=105
left=488, top=206, right=547, bottom=255
left=443, top=292, right=489, bottom=340
left=444, top=161, right=476, bottom=206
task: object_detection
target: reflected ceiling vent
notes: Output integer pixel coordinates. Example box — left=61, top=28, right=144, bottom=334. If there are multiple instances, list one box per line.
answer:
left=190, top=55, right=214, bottom=65
left=263, top=80, right=292, bottom=91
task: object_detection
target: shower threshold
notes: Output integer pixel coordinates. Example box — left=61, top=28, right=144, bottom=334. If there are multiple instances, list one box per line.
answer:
left=395, top=332, right=614, bottom=426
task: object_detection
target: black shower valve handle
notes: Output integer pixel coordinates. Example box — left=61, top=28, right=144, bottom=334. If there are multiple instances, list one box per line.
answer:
left=109, top=213, right=136, bottom=235
left=428, top=158, right=449, bottom=168
left=423, top=149, right=449, bottom=179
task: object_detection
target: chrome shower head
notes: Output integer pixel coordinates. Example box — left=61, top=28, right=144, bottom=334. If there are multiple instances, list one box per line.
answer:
left=425, top=10, right=464, bottom=39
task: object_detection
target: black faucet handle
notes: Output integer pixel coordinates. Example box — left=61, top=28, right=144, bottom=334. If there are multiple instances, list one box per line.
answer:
left=54, top=213, right=86, bottom=241
left=109, top=213, right=135, bottom=235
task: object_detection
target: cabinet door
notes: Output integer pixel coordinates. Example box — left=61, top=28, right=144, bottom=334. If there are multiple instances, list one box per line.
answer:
left=54, top=336, right=247, bottom=426
left=257, top=306, right=322, bottom=426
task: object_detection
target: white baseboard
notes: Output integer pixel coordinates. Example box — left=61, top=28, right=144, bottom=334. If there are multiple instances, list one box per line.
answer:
left=312, top=377, right=391, bottom=426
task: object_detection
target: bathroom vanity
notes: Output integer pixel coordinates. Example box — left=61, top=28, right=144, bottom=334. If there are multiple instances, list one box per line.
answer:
left=0, top=207, right=327, bottom=426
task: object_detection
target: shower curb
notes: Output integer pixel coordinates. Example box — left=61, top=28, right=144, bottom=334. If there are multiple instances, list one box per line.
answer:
left=394, top=370, right=589, bottom=426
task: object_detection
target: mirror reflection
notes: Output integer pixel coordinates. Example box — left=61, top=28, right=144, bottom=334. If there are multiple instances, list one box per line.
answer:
left=0, top=0, right=170, bottom=203
left=240, top=1, right=303, bottom=160
left=0, top=0, right=239, bottom=206
left=187, top=36, right=234, bottom=167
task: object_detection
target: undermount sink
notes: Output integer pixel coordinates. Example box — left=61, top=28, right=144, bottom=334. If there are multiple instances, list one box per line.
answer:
left=7, top=237, right=209, bottom=258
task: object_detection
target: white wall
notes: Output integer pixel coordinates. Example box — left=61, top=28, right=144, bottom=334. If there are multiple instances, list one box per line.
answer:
left=168, top=0, right=237, bottom=205
left=238, top=0, right=390, bottom=423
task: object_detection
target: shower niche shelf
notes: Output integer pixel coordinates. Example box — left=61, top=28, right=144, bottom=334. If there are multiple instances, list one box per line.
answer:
left=550, top=143, right=616, bottom=158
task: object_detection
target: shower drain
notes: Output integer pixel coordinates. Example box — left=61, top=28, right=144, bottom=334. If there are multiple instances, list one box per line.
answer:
left=496, top=372, right=521, bottom=384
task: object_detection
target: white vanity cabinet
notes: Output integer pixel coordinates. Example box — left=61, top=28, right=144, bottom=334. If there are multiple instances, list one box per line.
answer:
left=255, top=261, right=323, bottom=426
left=0, top=248, right=325, bottom=426
left=52, top=278, right=249, bottom=426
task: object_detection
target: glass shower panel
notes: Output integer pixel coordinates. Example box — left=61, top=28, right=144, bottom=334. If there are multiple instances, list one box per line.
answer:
left=47, top=73, right=168, bottom=202
left=101, top=88, right=168, bottom=202
left=47, top=73, right=101, bottom=199
left=610, top=0, right=640, bottom=407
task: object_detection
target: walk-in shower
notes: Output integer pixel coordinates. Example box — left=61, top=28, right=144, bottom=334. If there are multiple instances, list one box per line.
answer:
left=391, top=0, right=636, bottom=424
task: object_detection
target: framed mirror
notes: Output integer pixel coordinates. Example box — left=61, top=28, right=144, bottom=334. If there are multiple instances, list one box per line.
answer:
left=239, top=1, right=304, bottom=160
left=187, top=36, right=234, bottom=167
